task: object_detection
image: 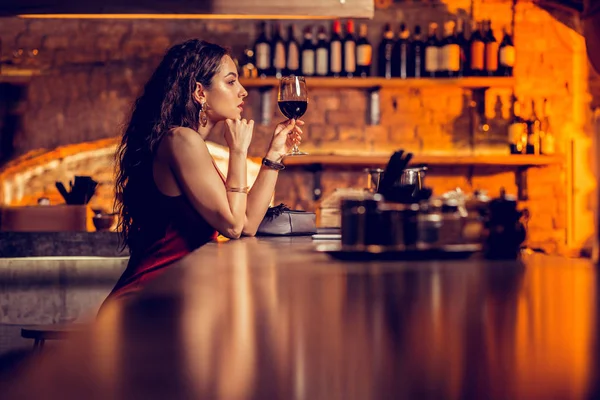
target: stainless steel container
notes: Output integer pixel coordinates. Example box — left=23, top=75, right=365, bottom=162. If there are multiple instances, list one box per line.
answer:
left=399, top=166, right=428, bottom=189
left=340, top=194, right=383, bottom=248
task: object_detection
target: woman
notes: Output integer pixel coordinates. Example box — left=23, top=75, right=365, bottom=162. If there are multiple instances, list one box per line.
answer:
left=101, top=39, right=302, bottom=306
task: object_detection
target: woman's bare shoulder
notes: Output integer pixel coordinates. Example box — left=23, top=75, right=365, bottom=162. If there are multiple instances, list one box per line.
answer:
left=158, top=127, right=210, bottom=163
left=166, top=126, right=205, bottom=145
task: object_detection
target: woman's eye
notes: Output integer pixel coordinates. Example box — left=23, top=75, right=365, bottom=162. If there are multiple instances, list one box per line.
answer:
left=228, top=80, right=236, bottom=85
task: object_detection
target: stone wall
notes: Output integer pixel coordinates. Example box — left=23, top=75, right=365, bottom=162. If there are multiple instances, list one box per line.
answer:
left=0, top=0, right=595, bottom=254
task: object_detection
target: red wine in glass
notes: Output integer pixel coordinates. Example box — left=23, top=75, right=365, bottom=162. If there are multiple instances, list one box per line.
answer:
left=278, top=100, right=308, bottom=120
left=278, top=75, right=308, bottom=156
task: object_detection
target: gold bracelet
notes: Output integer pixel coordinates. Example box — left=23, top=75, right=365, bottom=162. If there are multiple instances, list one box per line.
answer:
left=226, top=186, right=249, bottom=194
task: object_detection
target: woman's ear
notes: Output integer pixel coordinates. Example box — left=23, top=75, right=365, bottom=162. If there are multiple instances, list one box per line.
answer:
left=193, top=82, right=205, bottom=105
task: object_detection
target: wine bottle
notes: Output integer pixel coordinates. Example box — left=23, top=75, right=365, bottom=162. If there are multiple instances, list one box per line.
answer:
left=301, top=26, right=316, bottom=77
left=424, top=22, right=439, bottom=78
left=254, top=22, right=271, bottom=78
left=498, top=26, right=515, bottom=77
left=508, top=97, right=527, bottom=154
left=343, top=20, right=357, bottom=78
left=469, top=21, right=485, bottom=76
left=329, top=20, right=343, bottom=77
left=410, top=25, right=424, bottom=78
left=526, top=100, right=541, bottom=155
left=286, top=24, right=301, bottom=76
left=484, top=20, right=499, bottom=76
left=271, top=22, right=286, bottom=79
left=456, top=18, right=468, bottom=77
left=356, top=23, right=372, bottom=77
left=540, top=98, right=556, bottom=155
left=442, top=20, right=461, bottom=78
left=394, top=23, right=410, bottom=79
left=315, top=26, right=329, bottom=77
left=378, top=23, right=395, bottom=79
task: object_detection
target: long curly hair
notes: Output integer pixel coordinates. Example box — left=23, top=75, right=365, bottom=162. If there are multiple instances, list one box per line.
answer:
left=114, top=39, right=229, bottom=253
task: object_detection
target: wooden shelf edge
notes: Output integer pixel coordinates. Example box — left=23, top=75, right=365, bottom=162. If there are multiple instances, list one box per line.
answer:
left=282, top=154, right=564, bottom=168
left=0, top=67, right=43, bottom=83
left=240, top=76, right=515, bottom=89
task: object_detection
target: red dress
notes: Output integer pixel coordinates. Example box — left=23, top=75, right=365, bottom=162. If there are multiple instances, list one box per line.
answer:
left=99, top=161, right=225, bottom=310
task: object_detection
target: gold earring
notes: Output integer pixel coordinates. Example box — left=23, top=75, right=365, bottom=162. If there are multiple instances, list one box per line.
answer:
left=200, top=101, right=208, bottom=127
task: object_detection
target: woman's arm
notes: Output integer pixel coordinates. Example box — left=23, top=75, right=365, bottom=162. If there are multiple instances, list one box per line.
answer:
left=242, top=119, right=302, bottom=236
left=166, top=123, right=251, bottom=239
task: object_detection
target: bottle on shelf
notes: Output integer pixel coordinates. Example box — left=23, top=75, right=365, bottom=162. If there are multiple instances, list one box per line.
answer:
left=526, top=99, right=541, bottom=155
left=394, top=22, right=411, bottom=79
left=424, top=22, right=440, bottom=78
left=271, top=22, right=286, bottom=78
left=301, top=26, right=316, bottom=77
left=469, top=21, right=485, bottom=76
left=254, top=22, right=271, bottom=78
left=315, top=26, right=329, bottom=77
left=484, top=20, right=499, bottom=76
left=411, top=25, right=424, bottom=78
left=498, top=26, right=515, bottom=77
left=540, top=98, right=556, bottom=155
left=329, top=20, right=343, bottom=77
left=286, top=24, right=301, bottom=76
left=356, top=23, right=372, bottom=77
left=343, top=20, right=357, bottom=78
left=378, top=23, right=395, bottom=79
left=508, top=97, right=527, bottom=154
left=456, top=18, right=468, bottom=77
left=240, top=48, right=258, bottom=78
left=441, top=20, right=461, bottom=78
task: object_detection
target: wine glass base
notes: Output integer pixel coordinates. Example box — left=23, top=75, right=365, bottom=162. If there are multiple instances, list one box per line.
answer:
left=286, top=150, right=309, bottom=156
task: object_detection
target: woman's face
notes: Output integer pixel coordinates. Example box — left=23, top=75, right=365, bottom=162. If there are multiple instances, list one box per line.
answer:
left=202, top=55, right=248, bottom=122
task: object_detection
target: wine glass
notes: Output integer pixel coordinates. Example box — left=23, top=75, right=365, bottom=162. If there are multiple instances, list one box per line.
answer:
left=278, top=75, right=308, bottom=156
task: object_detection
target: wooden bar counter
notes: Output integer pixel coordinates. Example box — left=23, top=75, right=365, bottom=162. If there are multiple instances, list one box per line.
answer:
left=2, top=237, right=599, bottom=399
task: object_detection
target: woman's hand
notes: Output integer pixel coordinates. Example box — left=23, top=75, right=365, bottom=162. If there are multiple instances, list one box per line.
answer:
left=266, top=119, right=304, bottom=162
left=224, top=118, right=254, bottom=154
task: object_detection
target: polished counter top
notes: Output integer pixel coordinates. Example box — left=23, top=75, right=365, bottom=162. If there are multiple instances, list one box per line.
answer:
left=2, top=237, right=599, bottom=399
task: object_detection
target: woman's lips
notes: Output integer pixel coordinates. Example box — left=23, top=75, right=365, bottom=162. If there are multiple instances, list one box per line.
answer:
left=238, top=102, right=244, bottom=111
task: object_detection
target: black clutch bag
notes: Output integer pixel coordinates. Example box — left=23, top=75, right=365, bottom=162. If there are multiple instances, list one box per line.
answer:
left=257, top=203, right=317, bottom=236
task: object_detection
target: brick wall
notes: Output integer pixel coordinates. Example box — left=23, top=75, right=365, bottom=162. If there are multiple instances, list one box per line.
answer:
left=0, top=1, right=594, bottom=254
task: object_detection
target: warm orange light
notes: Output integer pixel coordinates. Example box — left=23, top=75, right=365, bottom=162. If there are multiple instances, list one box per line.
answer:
left=17, top=14, right=334, bottom=20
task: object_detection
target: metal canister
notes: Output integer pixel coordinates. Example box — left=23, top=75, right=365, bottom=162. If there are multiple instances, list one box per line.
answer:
left=417, top=199, right=442, bottom=248
left=340, top=194, right=383, bottom=248
left=439, top=198, right=464, bottom=245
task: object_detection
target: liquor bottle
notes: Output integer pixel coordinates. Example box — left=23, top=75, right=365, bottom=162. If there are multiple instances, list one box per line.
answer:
left=271, top=22, right=286, bottom=78
left=424, top=22, right=439, bottom=78
left=356, top=23, right=372, bottom=77
left=301, top=26, right=316, bottom=77
left=315, top=26, right=329, bottom=77
left=540, top=98, right=556, bottom=155
left=343, top=20, right=357, bottom=78
left=254, top=22, right=271, bottom=78
left=469, top=21, right=485, bottom=76
left=508, top=97, right=527, bottom=154
left=394, top=23, right=411, bottom=79
left=410, top=25, right=424, bottom=78
left=484, top=20, right=499, bottom=76
left=456, top=18, right=468, bottom=77
left=498, top=26, right=515, bottom=77
left=378, top=23, right=395, bottom=79
left=240, top=48, right=258, bottom=78
left=526, top=100, right=541, bottom=155
left=286, top=24, right=301, bottom=76
left=442, top=20, right=461, bottom=78
left=329, top=20, right=343, bottom=77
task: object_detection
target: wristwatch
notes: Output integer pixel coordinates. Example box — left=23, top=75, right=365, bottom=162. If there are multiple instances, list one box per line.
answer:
left=262, top=157, right=285, bottom=170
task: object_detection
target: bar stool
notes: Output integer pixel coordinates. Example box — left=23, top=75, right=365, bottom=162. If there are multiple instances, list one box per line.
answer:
left=20, top=324, right=85, bottom=352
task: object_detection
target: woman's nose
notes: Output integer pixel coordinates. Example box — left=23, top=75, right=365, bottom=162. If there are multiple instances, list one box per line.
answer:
left=239, top=86, right=248, bottom=98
